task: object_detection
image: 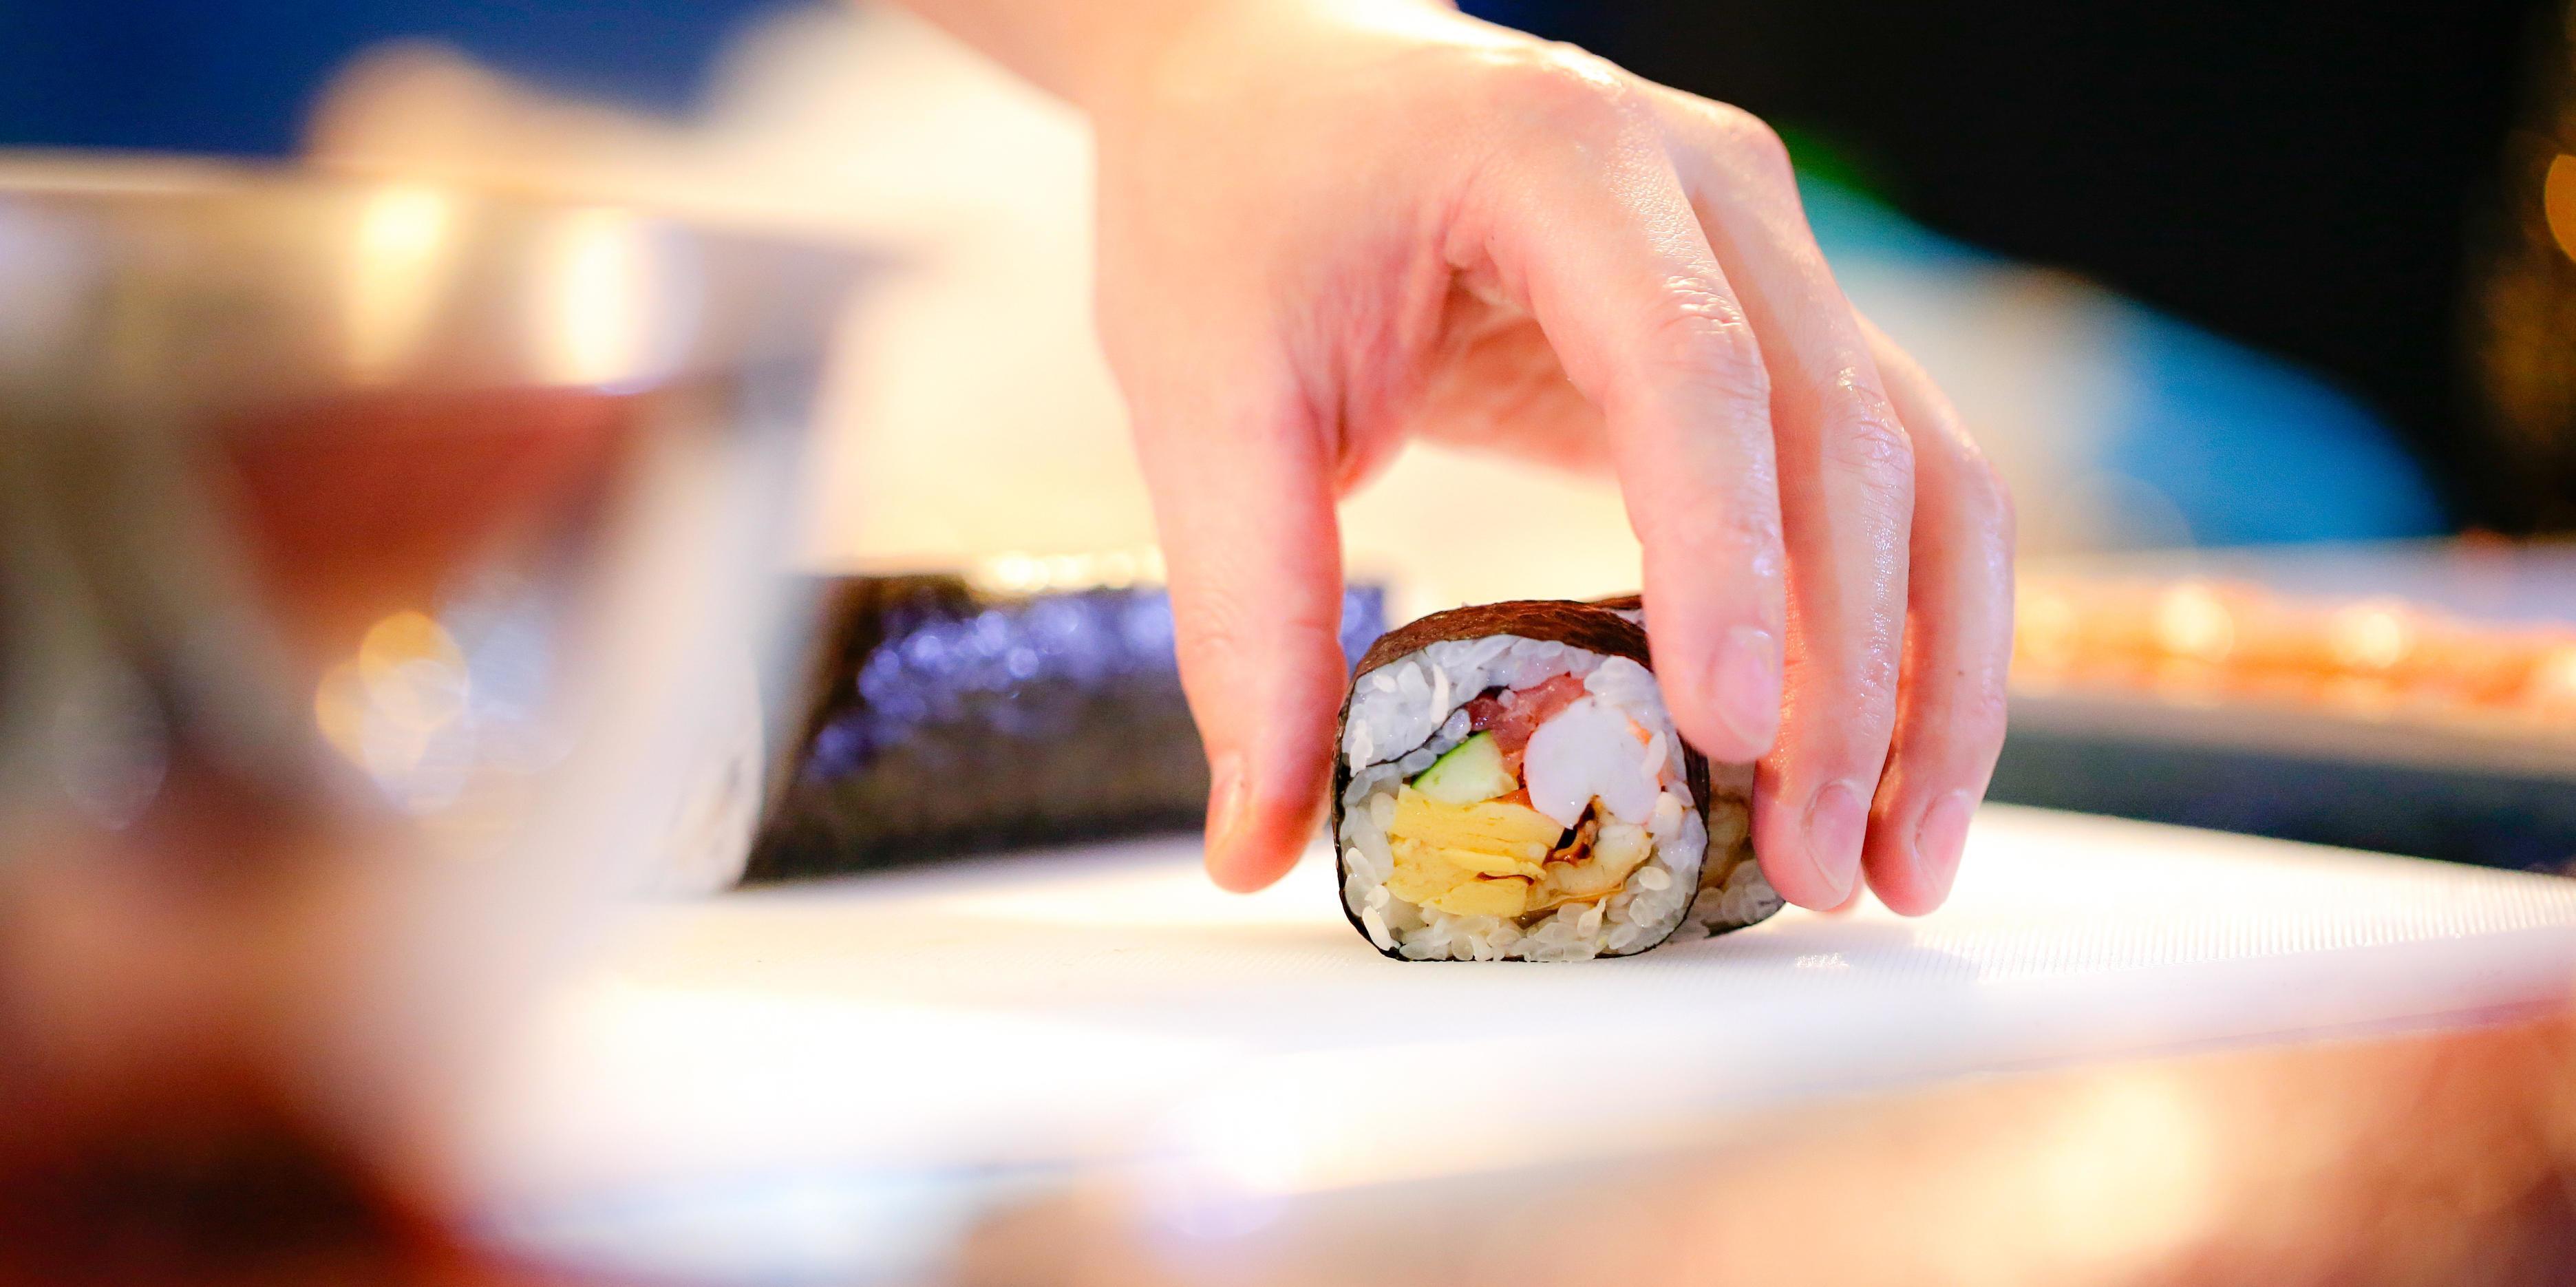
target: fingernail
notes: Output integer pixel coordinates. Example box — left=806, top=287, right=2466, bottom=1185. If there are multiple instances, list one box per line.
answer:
left=1707, top=626, right=1782, bottom=755
left=1205, top=754, right=1247, bottom=857
left=1804, top=779, right=1866, bottom=903
left=1912, top=790, right=1975, bottom=905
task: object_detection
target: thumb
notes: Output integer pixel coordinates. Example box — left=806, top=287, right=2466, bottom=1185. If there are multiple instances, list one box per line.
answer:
left=1131, top=357, right=1349, bottom=893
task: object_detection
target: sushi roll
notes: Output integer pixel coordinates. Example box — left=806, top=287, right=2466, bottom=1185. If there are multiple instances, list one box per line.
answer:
left=1592, top=592, right=1646, bottom=625
left=749, top=564, right=1389, bottom=880
left=1333, top=601, right=1780, bottom=961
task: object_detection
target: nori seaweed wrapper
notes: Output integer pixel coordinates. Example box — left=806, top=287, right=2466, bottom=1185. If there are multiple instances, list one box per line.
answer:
left=1330, top=599, right=1770, bottom=959
left=747, top=573, right=1385, bottom=880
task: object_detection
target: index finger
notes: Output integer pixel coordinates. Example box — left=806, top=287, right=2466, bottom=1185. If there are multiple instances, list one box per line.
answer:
left=1129, top=352, right=1351, bottom=893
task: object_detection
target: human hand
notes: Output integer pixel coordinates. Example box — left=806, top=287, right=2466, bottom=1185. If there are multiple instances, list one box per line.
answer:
left=1084, top=1, right=2013, bottom=913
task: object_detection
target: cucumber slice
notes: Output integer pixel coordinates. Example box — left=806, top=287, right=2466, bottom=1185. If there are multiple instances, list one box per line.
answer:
left=1409, top=732, right=1516, bottom=805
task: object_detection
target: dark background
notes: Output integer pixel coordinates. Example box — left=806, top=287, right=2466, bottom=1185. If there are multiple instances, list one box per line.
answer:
left=1544, top=0, right=2556, bottom=535
left=2, top=0, right=2559, bottom=529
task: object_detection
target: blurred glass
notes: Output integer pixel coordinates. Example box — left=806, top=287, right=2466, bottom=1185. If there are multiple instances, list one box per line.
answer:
left=0, top=153, right=860, bottom=1271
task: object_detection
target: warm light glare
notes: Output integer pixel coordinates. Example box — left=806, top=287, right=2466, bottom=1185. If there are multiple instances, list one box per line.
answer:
left=2546, top=153, right=2576, bottom=265
left=359, top=610, right=467, bottom=712
left=2019, top=576, right=2576, bottom=730
left=2533, top=645, right=2576, bottom=711
left=2326, top=602, right=2411, bottom=673
left=1919, top=1073, right=2222, bottom=1281
left=346, top=184, right=456, bottom=381
left=540, top=209, right=659, bottom=387
left=2016, top=587, right=2081, bottom=670
left=968, top=546, right=1167, bottom=595
left=315, top=661, right=370, bottom=760
left=317, top=610, right=478, bottom=810
left=2154, top=584, right=2235, bottom=663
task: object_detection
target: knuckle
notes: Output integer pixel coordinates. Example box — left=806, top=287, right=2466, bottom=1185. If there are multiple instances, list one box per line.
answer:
left=1829, top=388, right=1917, bottom=493
left=1960, top=453, right=2016, bottom=540
left=1635, top=493, right=1776, bottom=568
left=1813, top=717, right=1901, bottom=789
left=1919, top=425, right=2016, bottom=552
left=1486, top=45, right=1645, bottom=139
left=1171, top=575, right=1337, bottom=685
left=1171, top=587, right=1259, bottom=683
left=1979, top=457, right=2019, bottom=544
left=1902, top=618, right=2012, bottom=763
left=1701, top=102, right=1796, bottom=184
left=1637, top=279, right=1770, bottom=405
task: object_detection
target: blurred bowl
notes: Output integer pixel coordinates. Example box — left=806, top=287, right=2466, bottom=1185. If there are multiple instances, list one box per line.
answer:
left=0, top=151, right=864, bottom=1242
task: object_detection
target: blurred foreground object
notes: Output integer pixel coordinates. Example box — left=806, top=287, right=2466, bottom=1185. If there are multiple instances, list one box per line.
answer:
left=0, top=153, right=858, bottom=1281
left=747, top=555, right=1384, bottom=881
left=1997, top=542, right=2576, bottom=869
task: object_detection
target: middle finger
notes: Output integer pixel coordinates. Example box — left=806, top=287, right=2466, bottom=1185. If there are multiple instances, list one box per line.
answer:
left=1657, top=94, right=1915, bottom=910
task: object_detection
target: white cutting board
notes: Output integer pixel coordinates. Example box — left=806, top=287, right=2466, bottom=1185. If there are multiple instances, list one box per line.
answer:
left=462, top=805, right=2576, bottom=1283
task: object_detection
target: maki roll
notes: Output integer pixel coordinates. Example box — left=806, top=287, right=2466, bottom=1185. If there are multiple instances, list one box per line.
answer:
left=1591, top=592, right=1646, bottom=624
left=1334, top=601, right=1780, bottom=962
left=748, top=564, right=1389, bottom=880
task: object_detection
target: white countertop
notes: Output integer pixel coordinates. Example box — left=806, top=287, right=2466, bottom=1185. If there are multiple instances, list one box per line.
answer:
left=456, top=805, right=2576, bottom=1284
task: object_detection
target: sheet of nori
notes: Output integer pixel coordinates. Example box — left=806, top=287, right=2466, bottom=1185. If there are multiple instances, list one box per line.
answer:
left=1331, top=599, right=1772, bottom=959
left=748, top=575, right=1384, bottom=881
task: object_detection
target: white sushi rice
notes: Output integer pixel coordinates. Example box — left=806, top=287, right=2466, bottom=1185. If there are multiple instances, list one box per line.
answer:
left=1692, top=851, right=1785, bottom=931
left=1688, top=768, right=1784, bottom=930
left=1338, top=635, right=1704, bottom=961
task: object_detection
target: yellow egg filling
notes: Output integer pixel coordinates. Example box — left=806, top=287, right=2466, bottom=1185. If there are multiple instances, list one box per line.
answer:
left=1383, top=785, right=1656, bottom=919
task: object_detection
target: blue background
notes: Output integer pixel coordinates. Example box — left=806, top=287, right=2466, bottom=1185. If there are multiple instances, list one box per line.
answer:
left=0, top=0, right=794, bottom=155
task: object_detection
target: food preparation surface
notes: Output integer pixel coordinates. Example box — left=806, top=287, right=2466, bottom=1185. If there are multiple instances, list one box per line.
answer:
left=464, top=805, right=2576, bottom=1283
